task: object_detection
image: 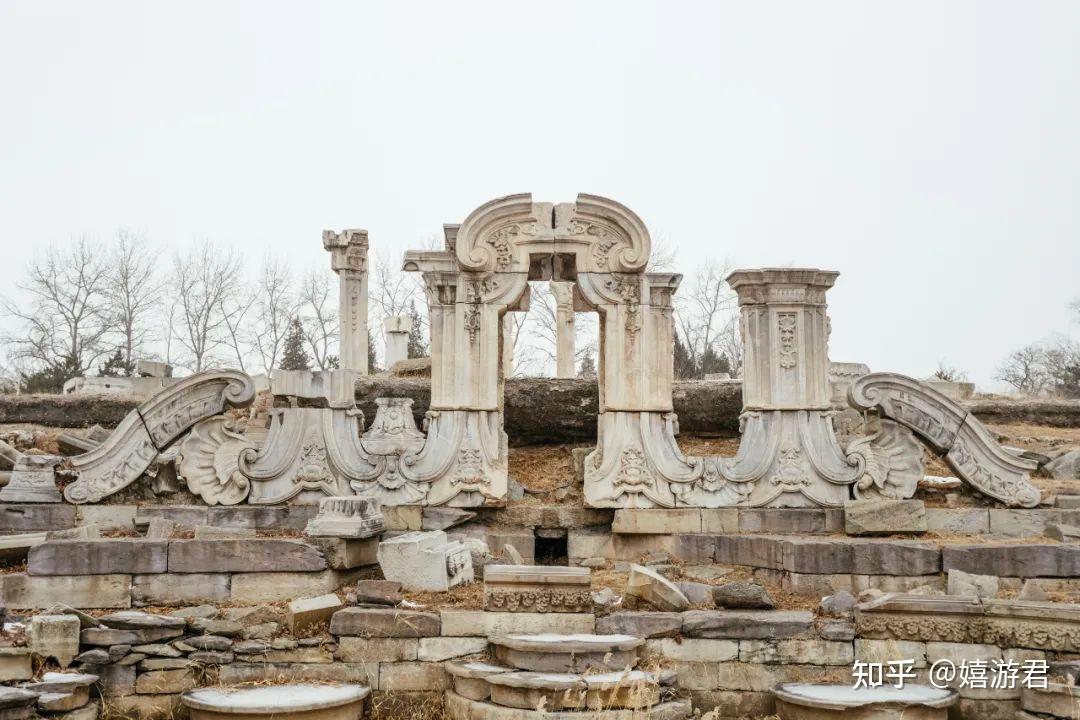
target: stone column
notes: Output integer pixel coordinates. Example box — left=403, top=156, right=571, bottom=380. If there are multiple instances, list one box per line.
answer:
left=551, top=281, right=576, bottom=378
left=322, top=229, right=369, bottom=374
left=384, top=315, right=412, bottom=369
left=502, top=314, right=515, bottom=378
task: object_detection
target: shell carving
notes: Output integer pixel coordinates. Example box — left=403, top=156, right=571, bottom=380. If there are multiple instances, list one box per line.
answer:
left=177, top=416, right=257, bottom=505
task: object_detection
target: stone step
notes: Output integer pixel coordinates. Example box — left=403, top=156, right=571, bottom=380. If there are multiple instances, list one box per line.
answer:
left=491, top=634, right=643, bottom=673
left=444, top=661, right=515, bottom=702
left=1021, top=681, right=1080, bottom=718
left=445, top=691, right=691, bottom=720
left=181, top=683, right=370, bottom=720
left=772, top=683, right=957, bottom=719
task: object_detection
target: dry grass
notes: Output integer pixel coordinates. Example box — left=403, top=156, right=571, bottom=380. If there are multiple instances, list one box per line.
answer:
left=507, top=444, right=582, bottom=493
left=404, top=580, right=485, bottom=610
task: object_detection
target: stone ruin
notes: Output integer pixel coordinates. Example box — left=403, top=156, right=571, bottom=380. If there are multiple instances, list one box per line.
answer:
left=0, top=192, right=1076, bottom=720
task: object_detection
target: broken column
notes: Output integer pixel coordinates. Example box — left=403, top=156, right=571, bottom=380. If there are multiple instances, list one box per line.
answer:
left=383, top=315, right=412, bottom=368
left=323, top=228, right=369, bottom=373
left=0, top=455, right=62, bottom=503
left=551, top=281, right=576, bottom=378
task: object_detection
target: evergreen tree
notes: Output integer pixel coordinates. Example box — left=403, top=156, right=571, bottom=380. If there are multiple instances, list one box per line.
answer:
left=367, top=328, right=378, bottom=374
left=577, top=352, right=597, bottom=379
left=406, top=300, right=428, bottom=358
left=699, top=345, right=731, bottom=376
left=98, top=348, right=134, bottom=377
left=673, top=335, right=697, bottom=380
left=19, top=356, right=81, bottom=394
left=279, top=317, right=312, bottom=371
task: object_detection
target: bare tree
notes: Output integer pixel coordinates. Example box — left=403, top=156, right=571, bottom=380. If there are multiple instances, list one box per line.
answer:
left=1041, top=335, right=1080, bottom=398
left=929, top=359, right=969, bottom=382
left=169, top=241, right=244, bottom=372
left=714, top=313, right=743, bottom=377
left=1, top=236, right=112, bottom=379
left=104, top=230, right=159, bottom=373
left=673, top=257, right=738, bottom=376
left=219, top=286, right=256, bottom=373
left=297, top=268, right=339, bottom=370
left=995, top=344, right=1048, bottom=395
left=646, top=233, right=679, bottom=272
left=248, top=254, right=296, bottom=374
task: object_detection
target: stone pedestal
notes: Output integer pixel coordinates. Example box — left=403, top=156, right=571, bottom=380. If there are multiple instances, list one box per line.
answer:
left=551, top=281, right=576, bottom=378
left=305, top=497, right=384, bottom=538
left=0, top=455, right=62, bottom=503
left=383, top=315, right=412, bottom=368
left=323, top=229, right=369, bottom=374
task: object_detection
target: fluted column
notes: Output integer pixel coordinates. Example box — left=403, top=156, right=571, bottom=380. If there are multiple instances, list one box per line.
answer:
left=323, top=229, right=369, bottom=373
left=551, top=281, right=576, bottom=378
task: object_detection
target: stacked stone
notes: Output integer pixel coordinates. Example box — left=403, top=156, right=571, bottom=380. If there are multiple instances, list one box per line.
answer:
left=445, top=633, right=690, bottom=719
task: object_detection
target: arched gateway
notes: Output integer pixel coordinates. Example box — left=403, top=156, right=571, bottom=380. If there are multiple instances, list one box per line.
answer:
left=403, top=193, right=864, bottom=509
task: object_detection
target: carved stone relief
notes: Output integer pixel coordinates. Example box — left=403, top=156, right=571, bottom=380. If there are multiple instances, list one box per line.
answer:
left=176, top=416, right=257, bottom=506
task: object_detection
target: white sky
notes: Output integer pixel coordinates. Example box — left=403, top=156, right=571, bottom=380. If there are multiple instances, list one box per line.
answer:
left=1, top=1, right=1078, bottom=388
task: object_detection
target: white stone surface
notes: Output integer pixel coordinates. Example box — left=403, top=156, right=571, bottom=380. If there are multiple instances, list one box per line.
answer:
left=305, top=496, right=384, bottom=538
left=377, top=530, right=473, bottom=591
left=0, top=455, right=62, bottom=503
left=323, top=229, right=369, bottom=373
left=384, top=315, right=412, bottom=369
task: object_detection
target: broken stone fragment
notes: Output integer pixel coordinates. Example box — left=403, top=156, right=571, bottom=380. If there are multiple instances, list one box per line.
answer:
left=353, top=580, right=403, bottom=606
left=946, top=568, right=999, bottom=599
left=625, top=564, right=690, bottom=612
left=712, top=581, right=776, bottom=610
left=819, top=590, right=857, bottom=618
left=844, top=498, right=928, bottom=535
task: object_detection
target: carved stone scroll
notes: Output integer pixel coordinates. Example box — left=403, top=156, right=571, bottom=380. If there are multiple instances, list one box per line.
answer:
left=176, top=416, right=257, bottom=506
left=64, top=371, right=256, bottom=503
left=849, top=372, right=1040, bottom=507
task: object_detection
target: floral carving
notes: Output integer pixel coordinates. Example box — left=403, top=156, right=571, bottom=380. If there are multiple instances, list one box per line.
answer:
left=177, top=416, right=256, bottom=506
left=604, top=278, right=642, bottom=338
left=615, top=448, right=653, bottom=489
left=777, top=312, right=797, bottom=370
left=770, top=446, right=809, bottom=489
left=464, top=305, right=481, bottom=342
left=847, top=420, right=924, bottom=500
left=485, top=589, right=593, bottom=613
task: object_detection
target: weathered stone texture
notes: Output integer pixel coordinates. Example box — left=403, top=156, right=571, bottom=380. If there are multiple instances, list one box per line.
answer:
left=27, top=540, right=167, bottom=576
left=167, top=539, right=326, bottom=573
left=0, top=504, right=76, bottom=532
left=596, top=612, right=683, bottom=638
left=131, top=573, right=230, bottom=606
left=439, top=610, right=594, bottom=637
left=943, top=543, right=1080, bottom=577
left=329, top=608, right=440, bottom=638
left=681, top=610, right=815, bottom=640
left=2, top=573, right=131, bottom=609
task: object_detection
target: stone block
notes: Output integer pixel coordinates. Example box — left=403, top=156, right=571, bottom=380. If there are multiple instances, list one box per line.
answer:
left=943, top=543, right=1080, bottom=577
left=1022, top=682, right=1080, bottom=717
left=713, top=535, right=783, bottom=569
left=681, top=610, right=815, bottom=640
left=167, top=539, right=326, bottom=573
left=105, top=692, right=183, bottom=720
left=852, top=574, right=945, bottom=594
left=27, top=540, right=167, bottom=576
left=0, top=649, right=33, bottom=682
left=677, top=660, right=842, bottom=692
left=336, top=637, right=417, bottom=662
left=844, top=499, right=927, bottom=535
left=948, top=569, right=1000, bottom=599
left=700, top=509, right=739, bottom=533
left=133, top=505, right=208, bottom=528
left=377, top=530, right=472, bottom=591
left=854, top=638, right=928, bottom=667
left=192, top=525, right=255, bottom=540
left=91, top=664, right=135, bottom=696
left=417, top=637, right=488, bottom=662
left=439, top=610, right=594, bottom=637
left=379, top=662, right=449, bottom=692
left=989, top=509, right=1048, bottom=537
left=626, top=564, right=689, bottom=611
left=382, top=505, right=422, bottom=531
left=77, top=505, right=137, bottom=528
left=229, top=569, right=361, bottom=604
left=688, top=690, right=775, bottom=719
left=28, top=615, right=81, bottom=667
left=781, top=572, right=854, bottom=597
left=329, top=608, right=440, bottom=637
left=567, top=528, right=613, bottom=561
left=647, top=638, right=738, bottom=663
left=738, top=508, right=840, bottom=534
left=782, top=538, right=853, bottom=574
left=134, top=668, right=194, bottom=694
left=713, top=581, right=775, bottom=609
left=737, top=639, right=854, bottom=665
left=0, top=532, right=47, bottom=562
left=353, top=579, right=403, bottom=605
left=305, top=496, right=384, bottom=538
left=287, top=593, right=344, bottom=633
left=217, top=661, right=377, bottom=686
left=2, top=573, right=131, bottom=610
left=595, top=612, right=683, bottom=638
left=207, top=504, right=315, bottom=531
left=612, top=509, right=701, bottom=534
left=485, top=528, right=535, bottom=563
left=0, top=504, right=76, bottom=532
left=131, top=573, right=229, bottom=606
left=925, top=508, right=990, bottom=534
left=239, top=647, right=329, bottom=663
left=850, top=540, right=942, bottom=576
left=483, top=564, right=591, bottom=613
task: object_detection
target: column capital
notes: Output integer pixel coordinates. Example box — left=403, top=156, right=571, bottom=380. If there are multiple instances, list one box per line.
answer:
left=322, top=229, right=369, bottom=274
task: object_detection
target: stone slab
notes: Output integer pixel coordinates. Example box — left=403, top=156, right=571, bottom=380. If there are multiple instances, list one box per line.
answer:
left=168, top=538, right=326, bottom=573
left=925, top=508, right=990, bottom=534
left=206, top=504, right=316, bottom=531
left=229, top=569, right=362, bottom=604
left=845, top=499, right=928, bottom=535
left=133, top=505, right=208, bottom=528
left=0, top=504, right=76, bottom=532
left=612, top=509, right=701, bottom=534
left=27, top=540, right=167, bottom=576
left=596, top=612, right=683, bottom=638
left=681, top=610, right=815, bottom=640
left=335, top=637, right=418, bottom=662
left=131, top=573, right=230, bottom=606
left=943, top=543, right=1080, bottom=577
left=329, top=608, right=441, bottom=637
left=439, top=610, right=594, bottom=637
left=2, top=573, right=131, bottom=609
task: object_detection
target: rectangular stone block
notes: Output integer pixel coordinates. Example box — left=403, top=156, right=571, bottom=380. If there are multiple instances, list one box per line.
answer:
left=417, top=637, right=489, bottom=662
left=852, top=574, right=945, bottom=595
left=855, top=638, right=928, bottom=667
left=677, top=661, right=843, bottom=692
left=106, top=693, right=183, bottom=720
left=926, top=508, right=990, bottom=534
left=612, top=533, right=714, bottom=563
left=782, top=538, right=853, bottom=574
left=738, top=639, right=854, bottom=665
left=311, top=537, right=378, bottom=569
left=168, top=539, right=326, bottom=573
left=596, top=612, right=683, bottom=639
left=336, top=637, right=418, bottom=662
left=77, top=504, right=137, bottom=528
left=781, top=572, right=854, bottom=597
left=681, top=610, right=815, bottom=640
left=845, top=499, right=927, bottom=535
left=0, top=649, right=32, bottom=682
left=713, top=535, right=783, bottom=569
left=612, top=509, right=701, bottom=534
left=738, top=508, right=840, bottom=534
left=2, top=573, right=131, bottom=609
left=943, top=544, right=1080, bottom=577
left=0, top=504, right=76, bottom=532
left=700, top=509, right=739, bottom=534
left=330, top=608, right=440, bottom=637
left=135, top=668, right=194, bottom=694
left=207, top=505, right=315, bottom=530
left=132, top=573, right=230, bottom=606
left=218, top=662, right=377, bottom=686
left=439, top=610, right=594, bottom=637
left=850, top=540, right=941, bottom=576
left=647, top=638, right=738, bottom=663
left=378, top=662, right=449, bottom=692
left=989, top=509, right=1049, bottom=538
left=382, top=505, right=423, bottom=531
left=230, top=569, right=362, bottom=604
left=28, top=539, right=167, bottom=575
left=134, top=505, right=208, bottom=528
left=485, top=528, right=535, bottom=563
left=567, top=528, right=614, bottom=561
left=288, top=593, right=344, bottom=633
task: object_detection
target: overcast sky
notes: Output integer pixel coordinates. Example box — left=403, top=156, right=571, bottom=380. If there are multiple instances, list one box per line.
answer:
left=1, top=1, right=1077, bottom=388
